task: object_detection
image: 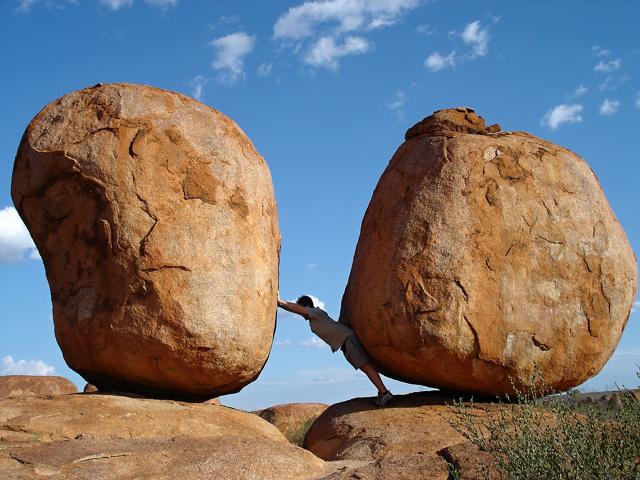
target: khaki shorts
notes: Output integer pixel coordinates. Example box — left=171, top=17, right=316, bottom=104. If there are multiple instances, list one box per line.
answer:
left=340, top=334, right=370, bottom=370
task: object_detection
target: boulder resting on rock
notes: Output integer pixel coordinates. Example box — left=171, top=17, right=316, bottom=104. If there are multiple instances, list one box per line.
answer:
left=11, top=83, right=281, bottom=400
left=340, top=107, right=637, bottom=395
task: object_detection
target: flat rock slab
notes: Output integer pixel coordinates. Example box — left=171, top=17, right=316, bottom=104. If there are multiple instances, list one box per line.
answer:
left=2, top=436, right=325, bottom=480
left=0, top=393, right=283, bottom=443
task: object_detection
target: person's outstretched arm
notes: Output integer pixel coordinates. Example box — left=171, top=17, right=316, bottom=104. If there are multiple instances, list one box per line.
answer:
left=277, top=298, right=310, bottom=319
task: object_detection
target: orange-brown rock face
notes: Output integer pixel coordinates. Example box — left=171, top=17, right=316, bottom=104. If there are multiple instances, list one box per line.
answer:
left=11, top=83, right=281, bottom=400
left=340, top=107, right=637, bottom=395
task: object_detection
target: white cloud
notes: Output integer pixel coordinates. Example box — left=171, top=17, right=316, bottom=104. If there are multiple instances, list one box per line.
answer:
left=18, top=0, right=78, bottom=11
left=299, top=337, right=326, bottom=348
left=0, top=206, right=39, bottom=262
left=592, top=45, right=610, bottom=57
left=143, top=0, right=177, bottom=7
left=636, top=93, right=640, bottom=110
left=187, top=75, right=207, bottom=100
left=100, top=0, right=133, bottom=10
left=304, top=35, right=370, bottom=70
left=273, top=0, right=419, bottom=69
left=541, top=103, right=584, bottom=129
left=570, top=85, right=588, bottom=99
left=425, top=50, right=456, bottom=72
left=209, top=31, right=256, bottom=84
left=599, top=98, right=620, bottom=116
left=208, top=15, right=240, bottom=30
left=257, top=62, right=273, bottom=77
left=461, top=20, right=490, bottom=57
left=305, top=262, right=317, bottom=269
left=386, top=89, right=406, bottom=120
left=273, top=0, right=420, bottom=40
left=415, top=24, right=436, bottom=35
left=1, top=355, right=55, bottom=376
left=631, top=300, right=640, bottom=314
left=594, top=58, right=621, bottom=73
left=599, top=73, right=631, bottom=91
left=276, top=337, right=328, bottom=349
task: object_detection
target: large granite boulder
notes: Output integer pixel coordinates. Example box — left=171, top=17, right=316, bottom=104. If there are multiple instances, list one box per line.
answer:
left=0, top=375, right=76, bottom=398
left=340, top=108, right=637, bottom=395
left=11, top=83, right=281, bottom=400
left=254, top=402, right=328, bottom=445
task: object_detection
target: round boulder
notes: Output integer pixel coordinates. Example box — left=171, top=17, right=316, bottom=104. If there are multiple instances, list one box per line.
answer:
left=12, top=83, right=281, bottom=399
left=340, top=107, right=637, bottom=395
left=0, top=375, right=77, bottom=398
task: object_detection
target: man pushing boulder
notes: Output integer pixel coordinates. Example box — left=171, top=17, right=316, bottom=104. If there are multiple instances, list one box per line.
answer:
left=277, top=295, right=393, bottom=407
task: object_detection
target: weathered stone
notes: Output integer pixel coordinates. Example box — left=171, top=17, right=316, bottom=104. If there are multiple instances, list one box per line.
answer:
left=0, top=393, right=282, bottom=443
left=1, top=437, right=326, bottom=480
left=0, top=375, right=76, bottom=398
left=11, top=83, right=281, bottom=399
left=318, top=453, right=449, bottom=480
left=255, top=402, right=328, bottom=445
left=304, top=391, right=473, bottom=462
left=82, top=383, right=98, bottom=393
left=0, top=395, right=325, bottom=480
left=340, top=107, right=637, bottom=395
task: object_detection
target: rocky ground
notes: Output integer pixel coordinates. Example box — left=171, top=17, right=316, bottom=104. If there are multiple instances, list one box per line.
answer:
left=0, top=375, right=507, bottom=479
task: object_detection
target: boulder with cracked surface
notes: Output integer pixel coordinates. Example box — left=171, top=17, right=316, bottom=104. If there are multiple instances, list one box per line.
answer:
left=11, top=83, right=281, bottom=400
left=340, top=107, right=637, bottom=395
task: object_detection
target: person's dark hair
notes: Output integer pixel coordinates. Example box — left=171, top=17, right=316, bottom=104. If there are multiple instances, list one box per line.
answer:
left=296, top=295, right=315, bottom=308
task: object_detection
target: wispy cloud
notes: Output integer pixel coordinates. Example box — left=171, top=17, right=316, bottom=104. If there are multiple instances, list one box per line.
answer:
left=592, top=45, right=611, bottom=57
left=99, top=0, right=177, bottom=10
left=599, top=73, right=631, bottom=91
left=0, top=206, right=39, bottom=262
left=386, top=88, right=406, bottom=120
left=541, top=103, right=584, bottom=129
left=461, top=20, right=490, bottom=57
left=209, top=31, right=256, bottom=85
left=425, top=19, right=494, bottom=73
left=1, top=355, right=55, bottom=376
left=631, top=300, right=640, bottom=314
left=273, top=0, right=420, bottom=70
left=257, top=62, right=273, bottom=77
left=635, top=93, right=640, bottom=110
left=304, top=35, right=370, bottom=70
left=599, top=98, right=620, bottom=116
left=305, top=262, right=317, bottom=270
left=569, top=84, right=588, bottom=100
left=594, top=58, right=621, bottom=73
left=187, top=75, right=208, bottom=100
left=425, top=51, right=456, bottom=72
left=99, top=0, right=133, bottom=9
left=415, top=24, right=436, bottom=36
left=275, top=337, right=328, bottom=349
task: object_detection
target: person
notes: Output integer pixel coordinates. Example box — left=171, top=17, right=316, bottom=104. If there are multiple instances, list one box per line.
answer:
left=277, top=295, right=393, bottom=407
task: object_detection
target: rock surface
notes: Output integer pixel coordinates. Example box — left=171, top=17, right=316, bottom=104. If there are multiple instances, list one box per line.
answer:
left=0, top=375, right=77, bottom=398
left=305, top=391, right=503, bottom=479
left=340, top=107, right=637, bottom=395
left=0, top=394, right=326, bottom=480
left=255, top=403, right=328, bottom=445
left=11, top=83, right=281, bottom=399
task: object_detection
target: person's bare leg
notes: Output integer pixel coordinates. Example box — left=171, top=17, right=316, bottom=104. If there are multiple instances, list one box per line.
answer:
left=360, top=362, right=389, bottom=393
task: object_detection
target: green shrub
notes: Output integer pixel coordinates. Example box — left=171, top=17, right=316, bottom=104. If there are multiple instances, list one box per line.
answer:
left=448, top=372, right=640, bottom=480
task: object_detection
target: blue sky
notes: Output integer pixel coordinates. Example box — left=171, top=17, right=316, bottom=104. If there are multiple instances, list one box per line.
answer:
left=0, top=0, right=638, bottom=410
